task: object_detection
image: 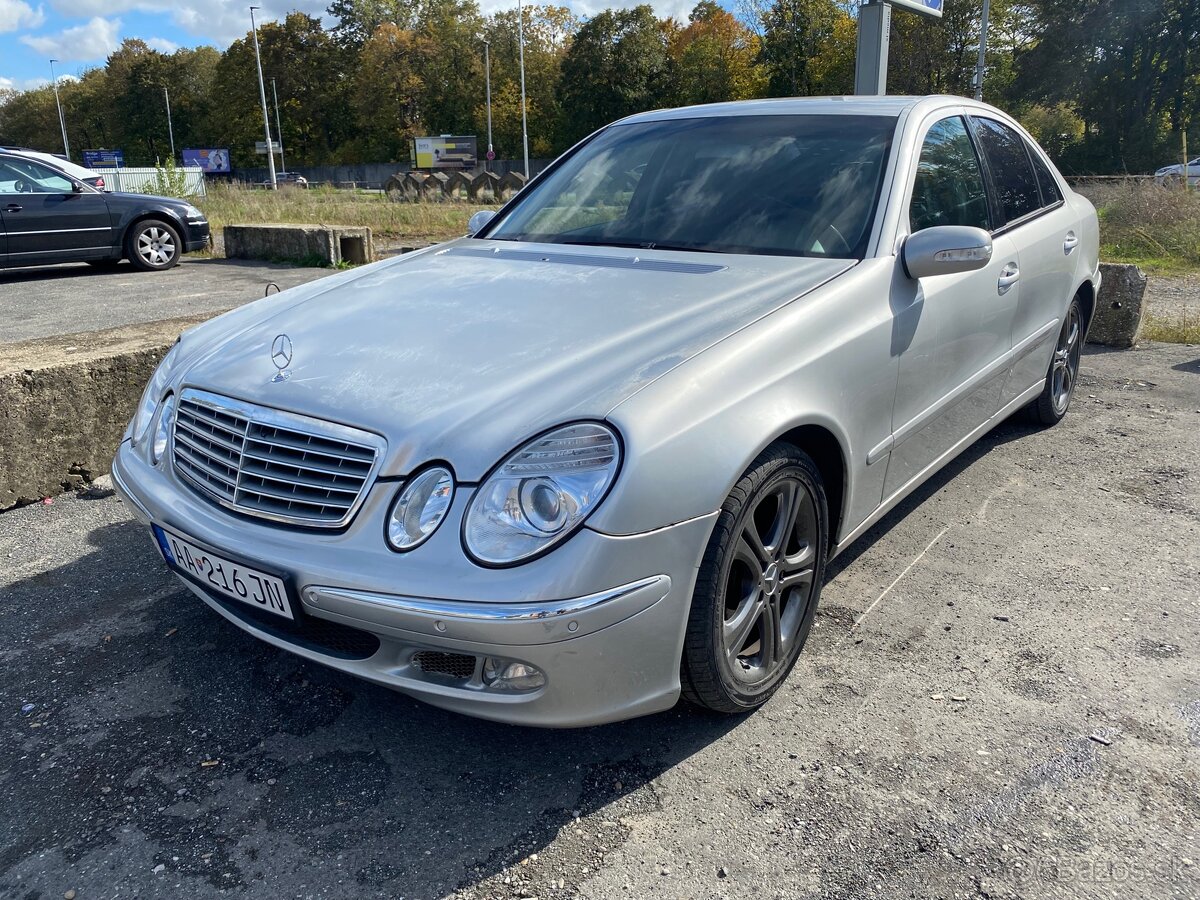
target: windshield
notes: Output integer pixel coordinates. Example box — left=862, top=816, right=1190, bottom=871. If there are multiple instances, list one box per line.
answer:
left=485, top=114, right=896, bottom=258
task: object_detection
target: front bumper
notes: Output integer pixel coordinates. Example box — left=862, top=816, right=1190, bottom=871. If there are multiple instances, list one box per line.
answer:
left=112, top=438, right=715, bottom=727
left=184, top=219, right=210, bottom=253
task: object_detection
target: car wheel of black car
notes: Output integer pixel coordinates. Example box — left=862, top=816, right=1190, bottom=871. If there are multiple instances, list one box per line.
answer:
left=1027, top=296, right=1083, bottom=426
left=681, top=443, right=828, bottom=714
left=126, top=219, right=182, bottom=271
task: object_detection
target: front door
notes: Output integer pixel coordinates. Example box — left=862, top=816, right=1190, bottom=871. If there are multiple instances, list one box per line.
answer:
left=883, top=114, right=1019, bottom=499
left=0, top=155, right=113, bottom=265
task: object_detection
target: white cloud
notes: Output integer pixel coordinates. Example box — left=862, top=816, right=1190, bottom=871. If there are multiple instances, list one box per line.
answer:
left=0, top=0, right=44, bottom=31
left=171, top=0, right=327, bottom=46
left=20, top=15, right=121, bottom=59
left=145, top=35, right=178, bottom=52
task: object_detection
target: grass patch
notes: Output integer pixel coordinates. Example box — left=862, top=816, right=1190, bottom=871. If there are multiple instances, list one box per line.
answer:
left=196, top=183, right=493, bottom=248
left=1141, top=312, right=1200, bottom=344
left=1078, top=181, right=1200, bottom=274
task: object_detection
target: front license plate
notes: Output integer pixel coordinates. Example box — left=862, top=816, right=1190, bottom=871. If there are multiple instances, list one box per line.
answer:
left=153, top=525, right=294, bottom=620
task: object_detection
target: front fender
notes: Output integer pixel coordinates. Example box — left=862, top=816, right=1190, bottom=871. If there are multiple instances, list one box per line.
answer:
left=590, top=260, right=900, bottom=541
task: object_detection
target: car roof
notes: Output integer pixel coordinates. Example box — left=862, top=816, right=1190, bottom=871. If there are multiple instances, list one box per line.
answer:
left=616, top=95, right=1005, bottom=126
left=2, top=147, right=96, bottom=176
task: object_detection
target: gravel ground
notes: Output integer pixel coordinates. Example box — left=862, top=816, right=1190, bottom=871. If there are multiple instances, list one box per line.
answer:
left=1, top=343, right=1198, bottom=900
left=1145, top=273, right=1200, bottom=322
left=0, top=258, right=331, bottom=344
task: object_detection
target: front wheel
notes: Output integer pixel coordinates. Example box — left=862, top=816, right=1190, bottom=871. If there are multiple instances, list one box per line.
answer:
left=1027, top=296, right=1083, bottom=426
left=681, top=444, right=828, bottom=714
left=126, top=219, right=182, bottom=271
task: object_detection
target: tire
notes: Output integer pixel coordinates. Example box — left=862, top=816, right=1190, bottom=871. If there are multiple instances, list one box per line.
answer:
left=681, top=443, right=828, bottom=714
left=125, top=219, right=182, bottom=271
left=1027, top=296, right=1083, bottom=426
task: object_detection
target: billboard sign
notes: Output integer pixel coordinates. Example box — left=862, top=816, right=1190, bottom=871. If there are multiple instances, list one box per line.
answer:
left=412, top=135, right=478, bottom=169
left=889, top=0, right=943, bottom=17
left=183, top=148, right=232, bottom=173
left=82, top=148, right=124, bottom=168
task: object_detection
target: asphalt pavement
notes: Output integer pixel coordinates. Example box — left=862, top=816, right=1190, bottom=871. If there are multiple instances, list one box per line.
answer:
left=1, top=342, right=1198, bottom=900
left=0, top=258, right=333, bottom=344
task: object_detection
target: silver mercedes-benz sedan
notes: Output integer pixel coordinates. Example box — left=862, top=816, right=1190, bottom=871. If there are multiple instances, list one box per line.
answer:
left=113, top=96, right=1100, bottom=727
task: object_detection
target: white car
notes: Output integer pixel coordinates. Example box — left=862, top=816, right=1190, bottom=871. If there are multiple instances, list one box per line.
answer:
left=113, top=96, right=1100, bottom=727
left=1, top=147, right=110, bottom=191
left=1154, top=157, right=1200, bottom=186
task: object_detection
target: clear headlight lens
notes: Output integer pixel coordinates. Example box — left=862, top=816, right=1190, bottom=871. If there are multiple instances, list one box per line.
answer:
left=150, top=393, right=176, bottom=465
left=387, top=466, right=455, bottom=551
left=464, top=423, right=621, bottom=566
left=131, top=343, right=179, bottom=446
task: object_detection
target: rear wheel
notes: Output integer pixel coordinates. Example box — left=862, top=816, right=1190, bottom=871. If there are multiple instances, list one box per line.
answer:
left=126, top=219, right=182, bottom=271
left=681, top=444, right=828, bottom=714
left=1027, top=296, right=1083, bottom=426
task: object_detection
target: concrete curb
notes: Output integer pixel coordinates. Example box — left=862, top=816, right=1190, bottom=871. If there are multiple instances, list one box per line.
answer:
left=1088, top=262, right=1148, bottom=348
left=0, top=316, right=208, bottom=511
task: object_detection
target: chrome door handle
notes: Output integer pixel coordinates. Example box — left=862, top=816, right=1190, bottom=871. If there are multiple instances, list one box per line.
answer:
left=997, top=262, right=1020, bottom=295
left=4, top=204, right=22, bottom=212
left=1063, top=231, right=1079, bottom=254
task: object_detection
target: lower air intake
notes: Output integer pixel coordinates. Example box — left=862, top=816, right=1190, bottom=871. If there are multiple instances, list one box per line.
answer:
left=412, top=651, right=477, bottom=681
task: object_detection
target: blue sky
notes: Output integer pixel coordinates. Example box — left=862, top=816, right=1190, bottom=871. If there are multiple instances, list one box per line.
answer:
left=0, top=0, right=696, bottom=91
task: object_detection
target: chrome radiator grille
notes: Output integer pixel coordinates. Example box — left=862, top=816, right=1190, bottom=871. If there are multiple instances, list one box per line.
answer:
left=172, top=388, right=384, bottom=528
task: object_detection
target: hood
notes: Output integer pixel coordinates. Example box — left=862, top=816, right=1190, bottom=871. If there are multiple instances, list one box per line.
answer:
left=177, top=239, right=852, bottom=480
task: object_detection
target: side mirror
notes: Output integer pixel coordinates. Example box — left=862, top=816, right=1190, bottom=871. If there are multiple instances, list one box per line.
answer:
left=71, top=179, right=84, bottom=193
left=467, top=209, right=496, bottom=236
left=902, top=226, right=993, bottom=279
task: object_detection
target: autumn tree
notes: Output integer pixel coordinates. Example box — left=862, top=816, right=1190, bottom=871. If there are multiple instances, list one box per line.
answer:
left=669, top=1, right=765, bottom=106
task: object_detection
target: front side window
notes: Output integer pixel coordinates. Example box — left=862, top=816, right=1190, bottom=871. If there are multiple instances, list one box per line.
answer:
left=971, top=117, right=1041, bottom=226
left=909, top=116, right=990, bottom=233
left=485, top=114, right=897, bottom=259
left=0, top=157, right=75, bottom=194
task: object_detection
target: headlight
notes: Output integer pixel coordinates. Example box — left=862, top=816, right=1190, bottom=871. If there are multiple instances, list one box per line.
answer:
left=150, top=394, right=176, bottom=465
left=182, top=204, right=205, bottom=220
left=386, top=466, right=455, bottom=551
left=463, top=423, right=621, bottom=566
left=131, top=343, right=179, bottom=446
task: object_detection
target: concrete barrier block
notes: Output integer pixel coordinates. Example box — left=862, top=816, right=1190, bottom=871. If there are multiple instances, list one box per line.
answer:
left=0, top=316, right=210, bottom=510
left=223, top=224, right=372, bottom=266
left=1089, top=262, right=1148, bottom=348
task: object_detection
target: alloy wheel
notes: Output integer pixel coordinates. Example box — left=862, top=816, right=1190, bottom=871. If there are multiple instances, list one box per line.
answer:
left=1051, top=303, right=1082, bottom=414
left=137, top=226, right=176, bottom=268
left=721, top=474, right=818, bottom=687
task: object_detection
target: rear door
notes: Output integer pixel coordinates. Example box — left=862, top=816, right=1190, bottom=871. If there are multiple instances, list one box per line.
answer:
left=0, top=155, right=113, bottom=265
left=969, top=117, right=1079, bottom=402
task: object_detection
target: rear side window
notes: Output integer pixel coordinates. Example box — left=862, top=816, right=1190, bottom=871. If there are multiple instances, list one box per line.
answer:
left=971, top=117, right=1041, bottom=226
left=1027, top=143, right=1063, bottom=206
left=909, top=116, right=990, bottom=232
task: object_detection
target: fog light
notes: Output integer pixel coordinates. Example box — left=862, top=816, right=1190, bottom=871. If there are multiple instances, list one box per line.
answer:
left=482, top=657, right=546, bottom=691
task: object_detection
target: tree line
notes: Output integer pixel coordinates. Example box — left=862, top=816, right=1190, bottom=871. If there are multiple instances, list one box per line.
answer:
left=0, top=0, right=1195, bottom=175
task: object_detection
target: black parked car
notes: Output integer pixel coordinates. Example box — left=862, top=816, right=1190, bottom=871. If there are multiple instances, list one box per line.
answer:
left=0, top=151, right=210, bottom=272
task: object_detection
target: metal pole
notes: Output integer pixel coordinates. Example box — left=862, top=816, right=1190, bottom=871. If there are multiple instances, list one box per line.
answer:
left=974, top=0, right=991, bottom=101
left=249, top=7, right=277, bottom=188
left=517, top=0, right=529, bottom=178
left=854, top=1, right=891, bottom=96
left=483, top=40, right=493, bottom=171
left=272, top=77, right=286, bottom=174
left=49, top=59, right=70, bottom=159
left=164, top=87, right=176, bottom=159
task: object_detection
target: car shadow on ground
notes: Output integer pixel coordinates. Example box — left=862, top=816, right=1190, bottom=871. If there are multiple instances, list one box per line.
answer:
left=0, top=410, right=1046, bottom=895
left=0, top=515, right=746, bottom=895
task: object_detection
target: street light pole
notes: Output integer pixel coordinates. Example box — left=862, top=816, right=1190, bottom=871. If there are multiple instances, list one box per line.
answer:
left=49, top=59, right=70, bottom=160
left=164, top=86, right=176, bottom=160
left=482, top=39, right=493, bottom=171
left=271, top=77, right=286, bottom=174
left=249, top=6, right=277, bottom=188
left=974, top=0, right=991, bottom=101
left=516, top=0, right=529, bottom=178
